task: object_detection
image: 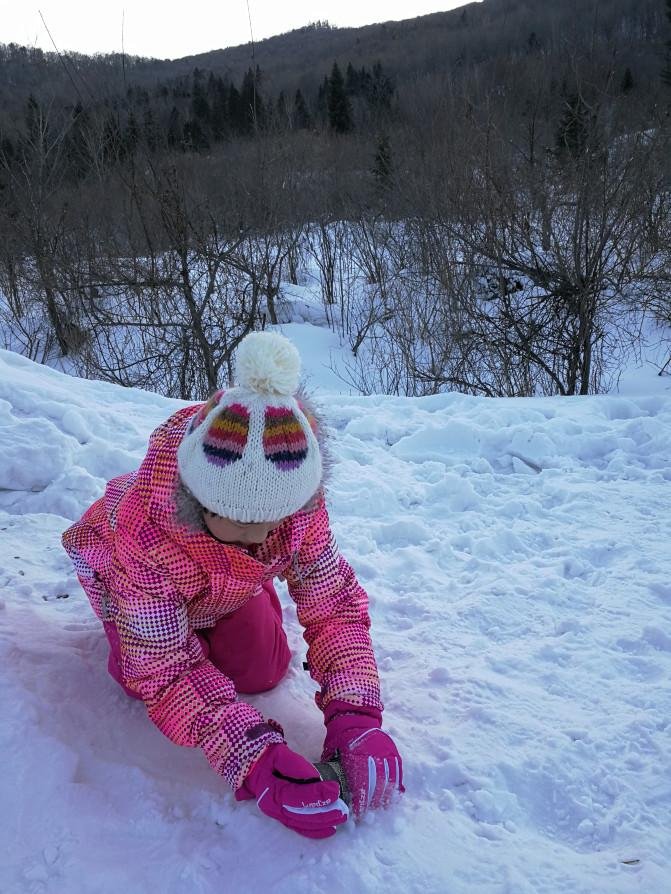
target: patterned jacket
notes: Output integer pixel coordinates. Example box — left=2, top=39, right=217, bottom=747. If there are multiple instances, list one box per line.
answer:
left=62, top=403, right=382, bottom=790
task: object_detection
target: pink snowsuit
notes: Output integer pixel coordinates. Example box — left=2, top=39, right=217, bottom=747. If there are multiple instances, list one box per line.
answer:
left=62, top=403, right=382, bottom=790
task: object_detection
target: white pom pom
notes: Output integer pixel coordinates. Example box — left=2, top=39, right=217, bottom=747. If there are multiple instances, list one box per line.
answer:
left=235, top=331, right=301, bottom=396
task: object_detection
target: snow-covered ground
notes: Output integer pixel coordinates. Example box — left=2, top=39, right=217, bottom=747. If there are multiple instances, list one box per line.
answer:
left=1, top=328, right=670, bottom=894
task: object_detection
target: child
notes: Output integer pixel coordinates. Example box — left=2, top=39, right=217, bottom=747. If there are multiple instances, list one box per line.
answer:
left=62, top=331, right=403, bottom=839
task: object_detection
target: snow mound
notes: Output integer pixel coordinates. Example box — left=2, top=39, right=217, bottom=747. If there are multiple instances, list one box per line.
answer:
left=1, top=345, right=670, bottom=894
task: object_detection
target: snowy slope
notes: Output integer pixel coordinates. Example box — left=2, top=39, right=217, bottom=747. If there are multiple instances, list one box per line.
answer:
left=1, top=339, right=670, bottom=894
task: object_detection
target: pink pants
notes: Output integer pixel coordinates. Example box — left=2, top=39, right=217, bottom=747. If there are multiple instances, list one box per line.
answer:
left=104, top=580, right=292, bottom=698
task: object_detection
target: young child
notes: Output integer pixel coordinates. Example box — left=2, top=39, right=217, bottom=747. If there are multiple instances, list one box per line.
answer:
left=62, top=331, right=403, bottom=839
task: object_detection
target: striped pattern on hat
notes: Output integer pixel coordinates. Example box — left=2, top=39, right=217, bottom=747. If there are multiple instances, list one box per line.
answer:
left=202, top=403, right=250, bottom=467
left=263, top=406, right=309, bottom=471
left=189, top=389, right=225, bottom=433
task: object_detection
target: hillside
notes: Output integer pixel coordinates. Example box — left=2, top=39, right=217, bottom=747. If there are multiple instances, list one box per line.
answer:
left=159, top=0, right=664, bottom=93
left=0, top=0, right=666, bottom=109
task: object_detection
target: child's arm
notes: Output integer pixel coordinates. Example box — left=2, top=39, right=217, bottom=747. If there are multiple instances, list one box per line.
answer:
left=285, top=497, right=383, bottom=719
left=286, top=498, right=406, bottom=816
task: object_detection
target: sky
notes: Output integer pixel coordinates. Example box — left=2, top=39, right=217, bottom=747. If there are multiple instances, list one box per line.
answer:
left=2, top=1, right=474, bottom=60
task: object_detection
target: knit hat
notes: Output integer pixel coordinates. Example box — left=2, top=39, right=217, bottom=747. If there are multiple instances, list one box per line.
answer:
left=177, top=331, right=323, bottom=523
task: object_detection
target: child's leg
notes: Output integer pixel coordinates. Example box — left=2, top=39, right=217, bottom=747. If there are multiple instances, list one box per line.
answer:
left=198, top=580, right=292, bottom=694
left=103, top=580, right=291, bottom=698
left=104, top=620, right=143, bottom=700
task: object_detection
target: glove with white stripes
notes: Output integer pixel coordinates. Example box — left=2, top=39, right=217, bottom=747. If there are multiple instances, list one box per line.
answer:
left=322, top=702, right=404, bottom=819
left=235, top=743, right=349, bottom=839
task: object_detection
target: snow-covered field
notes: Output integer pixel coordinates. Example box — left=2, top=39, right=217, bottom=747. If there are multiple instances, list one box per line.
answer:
left=1, top=326, right=670, bottom=894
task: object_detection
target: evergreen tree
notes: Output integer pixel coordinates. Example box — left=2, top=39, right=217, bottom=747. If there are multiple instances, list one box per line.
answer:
left=276, top=91, right=289, bottom=128
left=555, top=93, right=591, bottom=160
left=167, top=106, right=182, bottom=149
left=102, top=112, right=124, bottom=165
left=621, top=67, right=634, bottom=93
left=183, top=118, right=209, bottom=152
left=358, top=65, right=373, bottom=99
left=317, top=76, right=330, bottom=124
left=65, top=103, right=92, bottom=180
left=663, top=0, right=671, bottom=87
left=293, top=89, right=312, bottom=129
left=24, top=94, right=43, bottom=146
left=143, top=106, right=159, bottom=152
left=0, top=136, right=15, bottom=168
left=124, top=110, right=140, bottom=155
left=210, top=79, right=229, bottom=142
left=345, top=62, right=358, bottom=95
left=228, top=84, right=245, bottom=134
left=327, top=62, right=353, bottom=133
left=369, top=61, right=395, bottom=111
left=191, top=77, right=211, bottom=128
left=240, top=67, right=265, bottom=133
left=372, top=133, right=393, bottom=190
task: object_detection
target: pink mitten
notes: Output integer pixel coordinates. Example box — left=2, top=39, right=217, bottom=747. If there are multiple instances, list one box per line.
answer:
left=322, top=702, right=404, bottom=819
left=236, top=743, right=349, bottom=839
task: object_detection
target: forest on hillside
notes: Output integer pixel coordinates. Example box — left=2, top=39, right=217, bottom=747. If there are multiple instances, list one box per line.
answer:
left=1, top=0, right=670, bottom=399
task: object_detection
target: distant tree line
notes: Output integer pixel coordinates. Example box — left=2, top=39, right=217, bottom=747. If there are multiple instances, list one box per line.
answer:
left=0, top=55, right=396, bottom=180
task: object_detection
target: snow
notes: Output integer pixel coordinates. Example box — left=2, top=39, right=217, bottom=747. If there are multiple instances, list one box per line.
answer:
left=1, top=333, right=671, bottom=894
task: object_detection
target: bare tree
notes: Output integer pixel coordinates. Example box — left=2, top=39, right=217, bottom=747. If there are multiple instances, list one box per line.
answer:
left=0, top=100, right=86, bottom=357
left=421, top=104, right=671, bottom=395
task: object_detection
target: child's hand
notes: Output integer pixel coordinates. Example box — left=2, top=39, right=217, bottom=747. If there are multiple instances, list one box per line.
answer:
left=235, top=743, right=349, bottom=839
left=322, top=711, right=404, bottom=819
